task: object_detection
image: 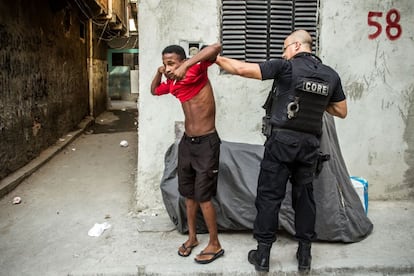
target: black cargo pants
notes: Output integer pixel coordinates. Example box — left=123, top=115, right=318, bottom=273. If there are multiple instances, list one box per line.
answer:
left=253, top=128, right=320, bottom=244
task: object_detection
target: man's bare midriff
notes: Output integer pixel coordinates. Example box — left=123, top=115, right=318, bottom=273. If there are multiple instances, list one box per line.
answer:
left=181, top=80, right=216, bottom=137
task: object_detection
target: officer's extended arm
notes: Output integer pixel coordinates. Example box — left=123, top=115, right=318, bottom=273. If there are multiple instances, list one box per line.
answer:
left=216, top=56, right=262, bottom=80
left=326, top=100, right=347, bottom=118
left=172, top=43, right=222, bottom=80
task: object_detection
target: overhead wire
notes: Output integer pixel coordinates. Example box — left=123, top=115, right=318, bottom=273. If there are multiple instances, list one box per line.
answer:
left=72, top=0, right=109, bottom=26
left=71, top=0, right=136, bottom=44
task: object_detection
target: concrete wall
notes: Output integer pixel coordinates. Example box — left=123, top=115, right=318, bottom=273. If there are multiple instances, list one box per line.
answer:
left=0, top=1, right=108, bottom=179
left=137, top=0, right=414, bottom=209
left=319, top=0, right=414, bottom=199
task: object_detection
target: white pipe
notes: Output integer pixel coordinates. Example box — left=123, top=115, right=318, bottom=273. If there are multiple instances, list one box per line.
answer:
left=107, top=0, right=112, bottom=19
left=126, top=0, right=130, bottom=36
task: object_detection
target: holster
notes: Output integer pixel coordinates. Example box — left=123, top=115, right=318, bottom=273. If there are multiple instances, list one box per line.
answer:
left=261, top=80, right=278, bottom=138
left=261, top=115, right=272, bottom=137
left=315, top=152, right=330, bottom=176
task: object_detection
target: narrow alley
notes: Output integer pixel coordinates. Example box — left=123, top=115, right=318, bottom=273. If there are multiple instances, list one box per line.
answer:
left=0, top=101, right=142, bottom=275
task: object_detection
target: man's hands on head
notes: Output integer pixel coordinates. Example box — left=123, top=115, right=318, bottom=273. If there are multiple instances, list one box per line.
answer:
left=158, top=66, right=165, bottom=75
left=170, top=62, right=189, bottom=81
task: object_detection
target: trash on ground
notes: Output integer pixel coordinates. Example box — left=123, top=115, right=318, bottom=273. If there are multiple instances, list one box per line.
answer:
left=88, top=222, right=111, bottom=237
left=120, top=140, right=129, bottom=147
left=12, top=196, right=22, bottom=204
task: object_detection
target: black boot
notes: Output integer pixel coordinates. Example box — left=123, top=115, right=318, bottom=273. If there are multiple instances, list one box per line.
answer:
left=248, top=243, right=271, bottom=272
left=296, top=241, right=312, bottom=272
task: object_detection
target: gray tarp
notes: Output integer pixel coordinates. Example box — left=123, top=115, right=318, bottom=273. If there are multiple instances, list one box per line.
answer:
left=160, top=114, right=373, bottom=242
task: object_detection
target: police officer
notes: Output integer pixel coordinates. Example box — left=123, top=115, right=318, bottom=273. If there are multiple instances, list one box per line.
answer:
left=215, top=30, right=347, bottom=272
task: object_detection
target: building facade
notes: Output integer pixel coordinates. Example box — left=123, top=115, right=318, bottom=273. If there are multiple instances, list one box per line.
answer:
left=137, top=0, right=414, bottom=210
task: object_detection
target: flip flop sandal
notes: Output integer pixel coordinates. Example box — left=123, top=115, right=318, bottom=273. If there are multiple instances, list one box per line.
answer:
left=178, top=242, right=199, bottom=257
left=194, top=249, right=225, bottom=264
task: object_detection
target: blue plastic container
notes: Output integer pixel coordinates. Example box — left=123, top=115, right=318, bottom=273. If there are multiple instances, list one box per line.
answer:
left=350, top=176, right=369, bottom=214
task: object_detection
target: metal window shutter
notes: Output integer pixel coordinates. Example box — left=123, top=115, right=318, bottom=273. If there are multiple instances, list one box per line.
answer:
left=222, top=1, right=247, bottom=60
left=269, top=1, right=294, bottom=58
left=294, top=0, right=318, bottom=53
left=221, top=0, right=318, bottom=61
left=245, top=1, right=268, bottom=63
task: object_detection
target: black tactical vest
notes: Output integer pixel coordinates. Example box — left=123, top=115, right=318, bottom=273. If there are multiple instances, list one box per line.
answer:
left=269, top=54, right=333, bottom=136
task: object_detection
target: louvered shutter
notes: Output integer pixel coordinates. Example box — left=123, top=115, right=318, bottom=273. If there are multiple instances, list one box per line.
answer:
left=222, top=0, right=319, bottom=62
left=269, top=0, right=294, bottom=58
left=245, top=0, right=268, bottom=62
left=294, top=0, right=318, bottom=53
left=222, top=1, right=247, bottom=60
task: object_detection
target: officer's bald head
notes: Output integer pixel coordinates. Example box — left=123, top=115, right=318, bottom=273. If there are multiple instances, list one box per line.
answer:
left=289, top=30, right=312, bottom=51
left=282, top=30, right=313, bottom=59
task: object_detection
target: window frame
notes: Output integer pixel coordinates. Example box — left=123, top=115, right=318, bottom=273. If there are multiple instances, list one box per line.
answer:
left=221, top=0, right=320, bottom=62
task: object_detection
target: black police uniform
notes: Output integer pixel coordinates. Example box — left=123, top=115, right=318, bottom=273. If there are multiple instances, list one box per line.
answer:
left=254, top=52, right=346, bottom=245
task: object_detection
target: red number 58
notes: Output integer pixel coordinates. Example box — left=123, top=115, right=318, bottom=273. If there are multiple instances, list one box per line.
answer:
left=368, top=9, right=402, bottom=40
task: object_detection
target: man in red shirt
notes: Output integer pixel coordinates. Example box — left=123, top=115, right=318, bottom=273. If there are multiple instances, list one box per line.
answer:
left=151, top=43, right=224, bottom=264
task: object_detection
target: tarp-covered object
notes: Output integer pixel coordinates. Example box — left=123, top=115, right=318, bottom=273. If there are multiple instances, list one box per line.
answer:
left=160, top=114, right=373, bottom=242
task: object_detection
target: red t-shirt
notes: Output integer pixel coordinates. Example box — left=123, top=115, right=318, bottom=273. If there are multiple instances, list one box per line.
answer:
left=155, top=61, right=213, bottom=103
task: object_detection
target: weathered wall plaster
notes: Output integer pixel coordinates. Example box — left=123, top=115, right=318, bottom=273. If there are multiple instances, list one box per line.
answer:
left=0, top=0, right=107, bottom=179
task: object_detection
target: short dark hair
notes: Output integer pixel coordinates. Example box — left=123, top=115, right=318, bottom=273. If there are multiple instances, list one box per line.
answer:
left=162, top=45, right=186, bottom=60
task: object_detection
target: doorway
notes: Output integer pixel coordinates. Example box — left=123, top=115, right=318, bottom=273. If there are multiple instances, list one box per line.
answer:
left=107, top=49, right=139, bottom=101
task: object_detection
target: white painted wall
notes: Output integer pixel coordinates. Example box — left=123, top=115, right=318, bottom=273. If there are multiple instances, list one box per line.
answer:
left=137, top=0, right=414, bottom=210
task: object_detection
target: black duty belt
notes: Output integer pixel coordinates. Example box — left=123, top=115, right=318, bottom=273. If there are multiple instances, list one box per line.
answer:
left=271, top=127, right=297, bottom=133
left=272, top=126, right=318, bottom=137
